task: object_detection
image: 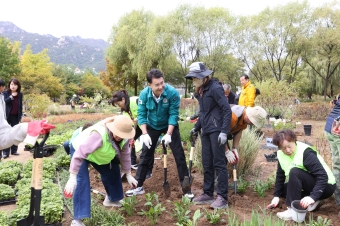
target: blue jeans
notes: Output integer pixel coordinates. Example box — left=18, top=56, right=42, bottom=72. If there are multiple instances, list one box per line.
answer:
left=70, top=144, right=124, bottom=220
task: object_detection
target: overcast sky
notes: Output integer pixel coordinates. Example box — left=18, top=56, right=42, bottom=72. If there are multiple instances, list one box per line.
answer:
left=0, top=0, right=335, bottom=40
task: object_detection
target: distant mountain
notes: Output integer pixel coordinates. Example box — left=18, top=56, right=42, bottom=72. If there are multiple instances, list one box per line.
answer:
left=0, top=21, right=108, bottom=72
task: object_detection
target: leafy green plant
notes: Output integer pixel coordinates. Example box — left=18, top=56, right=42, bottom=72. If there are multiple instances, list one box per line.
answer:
left=253, top=180, right=269, bottom=198
left=170, top=196, right=192, bottom=224
left=179, top=121, right=194, bottom=146
left=138, top=203, right=165, bottom=226
left=307, top=215, right=331, bottom=226
left=203, top=207, right=225, bottom=224
left=83, top=197, right=125, bottom=226
left=120, top=195, right=140, bottom=216
left=0, top=211, right=7, bottom=226
left=272, top=120, right=296, bottom=132
left=0, top=184, right=15, bottom=200
left=177, top=209, right=202, bottom=226
left=237, top=176, right=250, bottom=193
left=138, top=192, right=166, bottom=226
left=24, top=93, right=51, bottom=119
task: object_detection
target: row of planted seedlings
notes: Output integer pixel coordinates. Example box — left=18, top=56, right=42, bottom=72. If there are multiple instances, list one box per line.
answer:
left=0, top=158, right=64, bottom=226
left=0, top=124, right=77, bottom=225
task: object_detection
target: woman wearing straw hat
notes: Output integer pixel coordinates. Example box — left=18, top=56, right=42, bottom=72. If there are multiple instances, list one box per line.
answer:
left=267, top=130, right=336, bottom=221
left=63, top=115, right=138, bottom=226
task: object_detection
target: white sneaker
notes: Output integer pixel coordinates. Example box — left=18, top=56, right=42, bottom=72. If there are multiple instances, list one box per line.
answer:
left=125, top=186, right=145, bottom=197
left=71, top=219, right=85, bottom=226
left=103, top=195, right=122, bottom=207
left=277, top=207, right=292, bottom=221
left=131, top=164, right=138, bottom=170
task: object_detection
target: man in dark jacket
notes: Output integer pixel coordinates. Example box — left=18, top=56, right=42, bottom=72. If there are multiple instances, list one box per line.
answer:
left=324, top=99, right=340, bottom=206
left=222, top=84, right=236, bottom=104
left=185, top=62, right=231, bottom=209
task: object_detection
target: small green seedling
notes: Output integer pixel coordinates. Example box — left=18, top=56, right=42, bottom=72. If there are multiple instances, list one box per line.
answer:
left=120, top=196, right=140, bottom=216
left=203, top=207, right=225, bottom=225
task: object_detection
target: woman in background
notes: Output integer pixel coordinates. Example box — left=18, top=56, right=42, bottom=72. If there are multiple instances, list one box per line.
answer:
left=111, top=90, right=154, bottom=179
left=2, top=78, right=23, bottom=158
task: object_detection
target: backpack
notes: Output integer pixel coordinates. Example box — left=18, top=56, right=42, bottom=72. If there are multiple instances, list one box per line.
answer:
left=255, top=88, right=260, bottom=95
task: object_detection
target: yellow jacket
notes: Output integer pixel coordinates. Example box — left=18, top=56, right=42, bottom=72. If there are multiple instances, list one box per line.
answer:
left=238, top=81, right=256, bottom=107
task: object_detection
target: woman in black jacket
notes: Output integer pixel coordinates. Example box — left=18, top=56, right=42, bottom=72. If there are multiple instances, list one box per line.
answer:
left=2, top=78, right=23, bottom=158
left=185, top=62, right=232, bottom=209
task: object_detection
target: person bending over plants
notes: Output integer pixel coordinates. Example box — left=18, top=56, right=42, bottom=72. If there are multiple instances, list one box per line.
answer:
left=267, top=130, right=336, bottom=221
left=63, top=115, right=138, bottom=226
left=224, top=105, right=267, bottom=165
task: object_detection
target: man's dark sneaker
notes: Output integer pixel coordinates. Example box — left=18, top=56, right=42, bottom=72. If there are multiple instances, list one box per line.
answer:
left=210, top=195, right=228, bottom=209
left=3, top=155, right=8, bottom=159
left=193, top=193, right=214, bottom=205
left=264, top=152, right=278, bottom=162
left=12, top=153, right=19, bottom=156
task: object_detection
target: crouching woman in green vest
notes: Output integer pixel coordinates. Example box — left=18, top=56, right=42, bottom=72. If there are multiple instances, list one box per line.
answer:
left=63, top=115, right=138, bottom=226
left=267, top=130, right=336, bottom=221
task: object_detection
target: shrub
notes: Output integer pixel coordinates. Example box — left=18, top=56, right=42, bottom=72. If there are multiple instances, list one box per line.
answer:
left=255, top=79, right=298, bottom=120
left=179, top=121, right=194, bottom=145
left=193, top=136, right=203, bottom=174
left=295, top=102, right=332, bottom=121
left=228, top=127, right=263, bottom=177
left=24, top=94, right=51, bottom=119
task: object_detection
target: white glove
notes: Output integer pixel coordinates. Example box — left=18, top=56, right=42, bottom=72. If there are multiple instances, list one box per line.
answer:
left=161, top=134, right=172, bottom=145
left=300, top=196, right=315, bottom=209
left=63, top=173, right=77, bottom=198
left=126, top=172, right=138, bottom=188
left=140, top=134, right=152, bottom=149
left=232, top=148, right=239, bottom=163
left=218, top=133, right=227, bottom=145
left=225, top=149, right=238, bottom=164
left=267, top=197, right=280, bottom=209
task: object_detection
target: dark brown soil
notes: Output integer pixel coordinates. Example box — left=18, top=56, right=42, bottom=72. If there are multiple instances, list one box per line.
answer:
left=2, top=119, right=340, bottom=225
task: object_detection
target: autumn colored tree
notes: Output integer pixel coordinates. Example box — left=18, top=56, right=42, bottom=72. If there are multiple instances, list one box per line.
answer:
left=19, top=45, right=64, bottom=97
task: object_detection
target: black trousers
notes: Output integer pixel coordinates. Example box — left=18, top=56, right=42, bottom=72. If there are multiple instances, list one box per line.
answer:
left=136, top=125, right=189, bottom=189
left=281, top=168, right=336, bottom=206
left=3, top=114, right=20, bottom=156
left=201, top=131, right=229, bottom=201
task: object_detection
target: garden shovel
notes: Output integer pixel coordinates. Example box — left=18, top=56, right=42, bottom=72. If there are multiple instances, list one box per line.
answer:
left=233, top=164, right=237, bottom=195
left=162, top=141, right=171, bottom=198
left=17, top=132, right=49, bottom=226
left=182, top=131, right=198, bottom=195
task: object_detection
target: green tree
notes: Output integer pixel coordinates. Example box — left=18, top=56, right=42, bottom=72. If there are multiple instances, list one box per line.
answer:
left=298, top=3, right=340, bottom=100
left=19, top=45, right=64, bottom=97
left=0, top=37, right=21, bottom=82
left=80, top=72, right=109, bottom=98
left=233, top=1, right=310, bottom=82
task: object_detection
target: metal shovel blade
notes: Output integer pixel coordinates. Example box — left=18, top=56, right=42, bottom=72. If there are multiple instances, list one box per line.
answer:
left=182, top=141, right=196, bottom=194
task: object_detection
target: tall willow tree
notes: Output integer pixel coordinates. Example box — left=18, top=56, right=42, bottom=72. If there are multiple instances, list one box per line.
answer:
left=233, top=1, right=310, bottom=82
left=298, top=2, right=340, bottom=100
left=106, top=9, right=156, bottom=95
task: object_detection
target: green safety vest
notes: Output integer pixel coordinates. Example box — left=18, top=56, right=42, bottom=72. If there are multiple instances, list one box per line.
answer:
left=277, top=141, right=336, bottom=184
left=122, top=96, right=139, bottom=120
left=72, top=122, right=127, bottom=165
